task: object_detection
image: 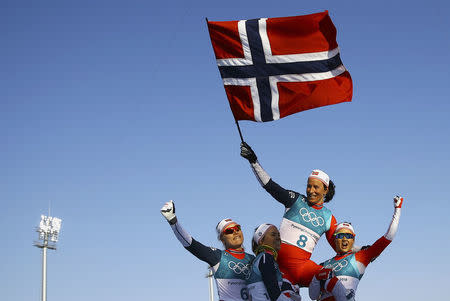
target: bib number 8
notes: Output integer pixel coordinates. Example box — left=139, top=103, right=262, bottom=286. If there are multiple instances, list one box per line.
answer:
left=297, top=234, right=308, bottom=248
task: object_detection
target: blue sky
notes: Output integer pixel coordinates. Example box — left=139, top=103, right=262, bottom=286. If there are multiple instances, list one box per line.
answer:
left=1, top=1, right=449, bottom=300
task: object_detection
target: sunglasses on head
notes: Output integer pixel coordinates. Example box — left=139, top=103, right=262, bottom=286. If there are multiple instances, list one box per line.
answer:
left=335, top=233, right=355, bottom=239
left=223, top=225, right=241, bottom=235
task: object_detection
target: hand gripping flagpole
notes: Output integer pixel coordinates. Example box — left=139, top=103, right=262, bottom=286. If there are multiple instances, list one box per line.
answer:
left=206, top=17, right=245, bottom=144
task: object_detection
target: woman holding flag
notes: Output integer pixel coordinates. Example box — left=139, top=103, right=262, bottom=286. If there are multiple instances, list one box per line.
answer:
left=240, top=143, right=351, bottom=301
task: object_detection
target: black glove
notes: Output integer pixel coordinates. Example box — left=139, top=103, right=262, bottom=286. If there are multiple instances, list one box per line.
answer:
left=280, top=279, right=295, bottom=292
left=240, top=142, right=257, bottom=163
left=360, top=245, right=371, bottom=251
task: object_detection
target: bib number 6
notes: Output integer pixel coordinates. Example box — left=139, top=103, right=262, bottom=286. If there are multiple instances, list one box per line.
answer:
left=240, top=287, right=249, bottom=300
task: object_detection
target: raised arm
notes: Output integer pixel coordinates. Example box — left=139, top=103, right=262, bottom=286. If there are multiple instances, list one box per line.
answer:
left=356, top=196, right=403, bottom=265
left=161, top=200, right=222, bottom=267
left=384, top=196, right=403, bottom=241
left=240, top=142, right=298, bottom=208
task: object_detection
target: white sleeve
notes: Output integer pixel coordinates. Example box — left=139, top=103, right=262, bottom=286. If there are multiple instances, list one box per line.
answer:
left=250, top=161, right=271, bottom=186
left=170, top=221, right=193, bottom=247
left=384, top=207, right=401, bottom=241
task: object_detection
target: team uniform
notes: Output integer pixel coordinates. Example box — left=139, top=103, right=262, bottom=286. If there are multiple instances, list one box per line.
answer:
left=309, top=203, right=402, bottom=300
left=169, top=221, right=255, bottom=301
left=247, top=251, right=295, bottom=301
left=249, top=162, right=337, bottom=287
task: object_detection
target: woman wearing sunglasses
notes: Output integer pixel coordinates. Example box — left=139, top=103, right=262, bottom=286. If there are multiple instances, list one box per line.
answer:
left=247, top=223, right=302, bottom=301
left=309, top=196, right=404, bottom=301
left=240, top=143, right=342, bottom=288
left=160, top=200, right=255, bottom=301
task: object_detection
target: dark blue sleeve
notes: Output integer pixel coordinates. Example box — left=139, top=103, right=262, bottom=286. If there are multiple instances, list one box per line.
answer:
left=259, top=253, right=281, bottom=301
left=263, top=179, right=300, bottom=208
left=185, top=238, right=222, bottom=267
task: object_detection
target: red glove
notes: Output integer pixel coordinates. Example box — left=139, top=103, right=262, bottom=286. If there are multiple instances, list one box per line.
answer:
left=315, top=268, right=333, bottom=281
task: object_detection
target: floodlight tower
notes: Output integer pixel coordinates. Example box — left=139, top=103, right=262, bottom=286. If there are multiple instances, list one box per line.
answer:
left=34, top=215, right=62, bottom=301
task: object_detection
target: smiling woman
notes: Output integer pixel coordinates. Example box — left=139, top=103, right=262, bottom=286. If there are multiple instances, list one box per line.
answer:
left=309, top=196, right=404, bottom=301
left=240, top=143, right=338, bottom=281
left=240, top=142, right=353, bottom=301
left=219, top=222, right=244, bottom=249
left=160, top=201, right=255, bottom=301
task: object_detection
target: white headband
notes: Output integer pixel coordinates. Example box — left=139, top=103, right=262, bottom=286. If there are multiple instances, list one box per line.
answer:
left=335, top=222, right=355, bottom=235
left=253, top=223, right=275, bottom=245
left=216, top=218, right=238, bottom=239
left=308, top=169, right=330, bottom=187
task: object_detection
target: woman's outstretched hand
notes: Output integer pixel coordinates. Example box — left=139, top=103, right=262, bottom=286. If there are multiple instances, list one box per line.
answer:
left=161, top=200, right=177, bottom=225
left=394, top=196, right=403, bottom=208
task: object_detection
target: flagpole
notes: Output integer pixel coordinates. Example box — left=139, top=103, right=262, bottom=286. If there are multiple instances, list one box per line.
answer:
left=235, top=120, right=244, bottom=143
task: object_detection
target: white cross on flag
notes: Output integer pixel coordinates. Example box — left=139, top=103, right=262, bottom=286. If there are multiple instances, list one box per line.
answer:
left=207, top=11, right=353, bottom=122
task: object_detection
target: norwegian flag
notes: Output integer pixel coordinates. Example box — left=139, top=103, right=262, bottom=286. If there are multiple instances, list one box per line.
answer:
left=207, top=11, right=353, bottom=122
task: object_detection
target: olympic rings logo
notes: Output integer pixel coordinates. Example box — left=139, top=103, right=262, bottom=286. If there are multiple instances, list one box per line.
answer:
left=228, top=261, right=251, bottom=278
left=299, top=208, right=324, bottom=227
left=326, top=259, right=348, bottom=272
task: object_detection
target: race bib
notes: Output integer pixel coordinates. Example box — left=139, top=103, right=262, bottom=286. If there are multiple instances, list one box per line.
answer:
left=279, top=218, right=320, bottom=253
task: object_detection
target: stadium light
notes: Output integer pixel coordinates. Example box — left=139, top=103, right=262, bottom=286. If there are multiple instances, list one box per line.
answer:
left=34, top=215, right=62, bottom=301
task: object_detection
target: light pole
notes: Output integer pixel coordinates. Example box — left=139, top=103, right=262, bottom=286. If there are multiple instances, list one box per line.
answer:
left=206, top=266, right=214, bottom=301
left=34, top=215, right=62, bottom=301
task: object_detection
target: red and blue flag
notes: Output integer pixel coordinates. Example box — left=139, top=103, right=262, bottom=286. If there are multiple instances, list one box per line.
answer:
left=207, top=11, right=353, bottom=122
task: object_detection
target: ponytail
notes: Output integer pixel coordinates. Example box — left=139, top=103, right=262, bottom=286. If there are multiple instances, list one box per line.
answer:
left=324, top=180, right=335, bottom=203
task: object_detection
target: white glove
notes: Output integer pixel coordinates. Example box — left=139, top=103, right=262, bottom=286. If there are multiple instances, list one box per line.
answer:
left=160, top=200, right=177, bottom=225
left=279, top=291, right=302, bottom=301
left=394, top=196, right=403, bottom=208
left=276, top=294, right=292, bottom=301
left=289, top=292, right=302, bottom=301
